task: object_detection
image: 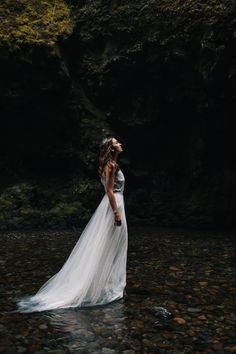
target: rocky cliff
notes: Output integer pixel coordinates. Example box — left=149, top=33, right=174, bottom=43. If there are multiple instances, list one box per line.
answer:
left=0, top=0, right=235, bottom=229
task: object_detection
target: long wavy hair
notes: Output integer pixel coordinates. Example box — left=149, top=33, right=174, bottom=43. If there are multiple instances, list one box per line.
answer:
left=98, top=137, right=120, bottom=177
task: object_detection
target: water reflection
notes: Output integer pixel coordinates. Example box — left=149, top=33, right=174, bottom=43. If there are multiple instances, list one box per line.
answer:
left=43, top=298, right=128, bottom=352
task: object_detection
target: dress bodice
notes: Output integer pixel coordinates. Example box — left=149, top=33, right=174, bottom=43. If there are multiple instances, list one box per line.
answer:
left=101, top=169, right=125, bottom=194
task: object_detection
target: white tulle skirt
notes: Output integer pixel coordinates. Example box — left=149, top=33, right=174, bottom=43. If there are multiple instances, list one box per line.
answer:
left=15, top=192, right=128, bottom=313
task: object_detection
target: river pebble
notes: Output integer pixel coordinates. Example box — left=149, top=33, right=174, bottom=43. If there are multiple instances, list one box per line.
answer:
left=0, top=226, right=235, bottom=353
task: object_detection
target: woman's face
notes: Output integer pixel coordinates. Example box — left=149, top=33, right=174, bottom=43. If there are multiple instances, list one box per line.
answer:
left=112, top=138, right=123, bottom=153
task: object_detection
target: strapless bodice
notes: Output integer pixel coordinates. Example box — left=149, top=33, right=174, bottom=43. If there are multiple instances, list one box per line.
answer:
left=101, top=169, right=125, bottom=194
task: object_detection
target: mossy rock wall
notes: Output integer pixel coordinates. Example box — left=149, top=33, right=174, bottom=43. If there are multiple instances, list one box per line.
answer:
left=0, top=0, right=235, bottom=229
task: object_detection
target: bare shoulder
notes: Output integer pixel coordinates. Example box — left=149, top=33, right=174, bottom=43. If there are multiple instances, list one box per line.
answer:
left=104, top=160, right=118, bottom=175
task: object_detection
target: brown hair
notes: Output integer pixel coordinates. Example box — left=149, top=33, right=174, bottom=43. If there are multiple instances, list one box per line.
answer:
left=98, top=137, right=119, bottom=177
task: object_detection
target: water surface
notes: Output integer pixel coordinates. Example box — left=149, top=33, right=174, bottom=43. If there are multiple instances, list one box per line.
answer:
left=1, top=227, right=235, bottom=353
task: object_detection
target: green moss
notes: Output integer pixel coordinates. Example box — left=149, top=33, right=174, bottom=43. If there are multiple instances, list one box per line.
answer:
left=49, top=202, right=80, bottom=217
left=0, top=0, right=74, bottom=47
left=0, top=177, right=102, bottom=230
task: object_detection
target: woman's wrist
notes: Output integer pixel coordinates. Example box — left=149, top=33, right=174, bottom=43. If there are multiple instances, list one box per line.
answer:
left=113, top=209, right=119, bottom=214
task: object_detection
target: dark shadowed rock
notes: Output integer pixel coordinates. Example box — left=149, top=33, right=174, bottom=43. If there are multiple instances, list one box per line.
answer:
left=0, top=0, right=235, bottom=229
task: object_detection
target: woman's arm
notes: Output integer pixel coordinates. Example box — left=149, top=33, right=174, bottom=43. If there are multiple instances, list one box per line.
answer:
left=104, top=161, right=122, bottom=226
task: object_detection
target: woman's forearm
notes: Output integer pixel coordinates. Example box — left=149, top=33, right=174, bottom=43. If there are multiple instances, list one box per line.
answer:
left=107, top=190, right=119, bottom=212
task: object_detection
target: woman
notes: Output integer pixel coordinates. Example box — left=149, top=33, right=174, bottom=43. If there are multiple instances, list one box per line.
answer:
left=15, top=136, right=128, bottom=312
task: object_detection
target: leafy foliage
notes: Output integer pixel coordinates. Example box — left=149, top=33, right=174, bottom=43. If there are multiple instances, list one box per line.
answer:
left=0, top=0, right=73, bottom=46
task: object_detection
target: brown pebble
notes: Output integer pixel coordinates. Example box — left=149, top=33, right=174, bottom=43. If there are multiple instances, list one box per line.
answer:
left=173, top=317, right=186, bottom=325
left=188, top=329, right=195, bottom=336
left=169, top=266, right=180, bottom=271
left=158, top=342, right=172, bottom=349
left=198, top=315, right=207, bottom=320
left=212, top=343, right=224, bottom=350
left=224, top=346, right=236, bottom=352
left=199, top=281, right=208, bottom=286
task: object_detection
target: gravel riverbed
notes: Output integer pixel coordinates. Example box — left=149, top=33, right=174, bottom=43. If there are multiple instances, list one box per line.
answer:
left=0, top=226, right=235, bottom=353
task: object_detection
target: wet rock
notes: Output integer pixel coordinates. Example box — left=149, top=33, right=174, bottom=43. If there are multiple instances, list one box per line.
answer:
left=199, top=281, right=208, bottom=286
left=142, top=338, right=154, bottom=347
left=77, top=329, right=96, bottom=342
left=173, top=317, right=186, bottom=325
left=154, top=321, right=175, bottom=331
left=224, top=345, right=236, bottom=353
left=1, top=227, right=235, bottom=353
left=43, top=351, right=65, bottom=354
left=158, top=341, right=173, bottom=349
left=101, top=348, right=116, bottom=354
left=38, top=324, right=48, bottom=330
left=188, top=329, right=195, bottom=337
left=212, top=342, right=224, bottom=350
left=169, top=266, right=180, bottom=272
left=16, top=346, right=27, bottom=353
left=187, top=307, right=202, bottom=313
left=148, top=306, right=173, bottom=320
left=0, top=324, right=8, bottom=333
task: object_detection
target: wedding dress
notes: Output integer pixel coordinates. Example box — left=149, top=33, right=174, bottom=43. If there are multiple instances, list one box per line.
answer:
left=15, top=169, right=128, bottom=312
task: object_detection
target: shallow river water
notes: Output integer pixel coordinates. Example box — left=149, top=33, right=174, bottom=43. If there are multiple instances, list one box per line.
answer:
left=0, top=226, right=235, bottom=353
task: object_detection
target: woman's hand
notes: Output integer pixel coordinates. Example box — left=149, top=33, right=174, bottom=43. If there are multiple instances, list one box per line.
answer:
left=114, top=210, right=122, bottom=226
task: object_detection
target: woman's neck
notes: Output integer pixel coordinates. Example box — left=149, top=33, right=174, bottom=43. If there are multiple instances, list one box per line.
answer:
left=112, top=152, right=119, bottom=162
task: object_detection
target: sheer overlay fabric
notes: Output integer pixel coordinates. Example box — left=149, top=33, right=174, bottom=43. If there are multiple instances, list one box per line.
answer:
left=15, top=169, right=128, bottom=312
